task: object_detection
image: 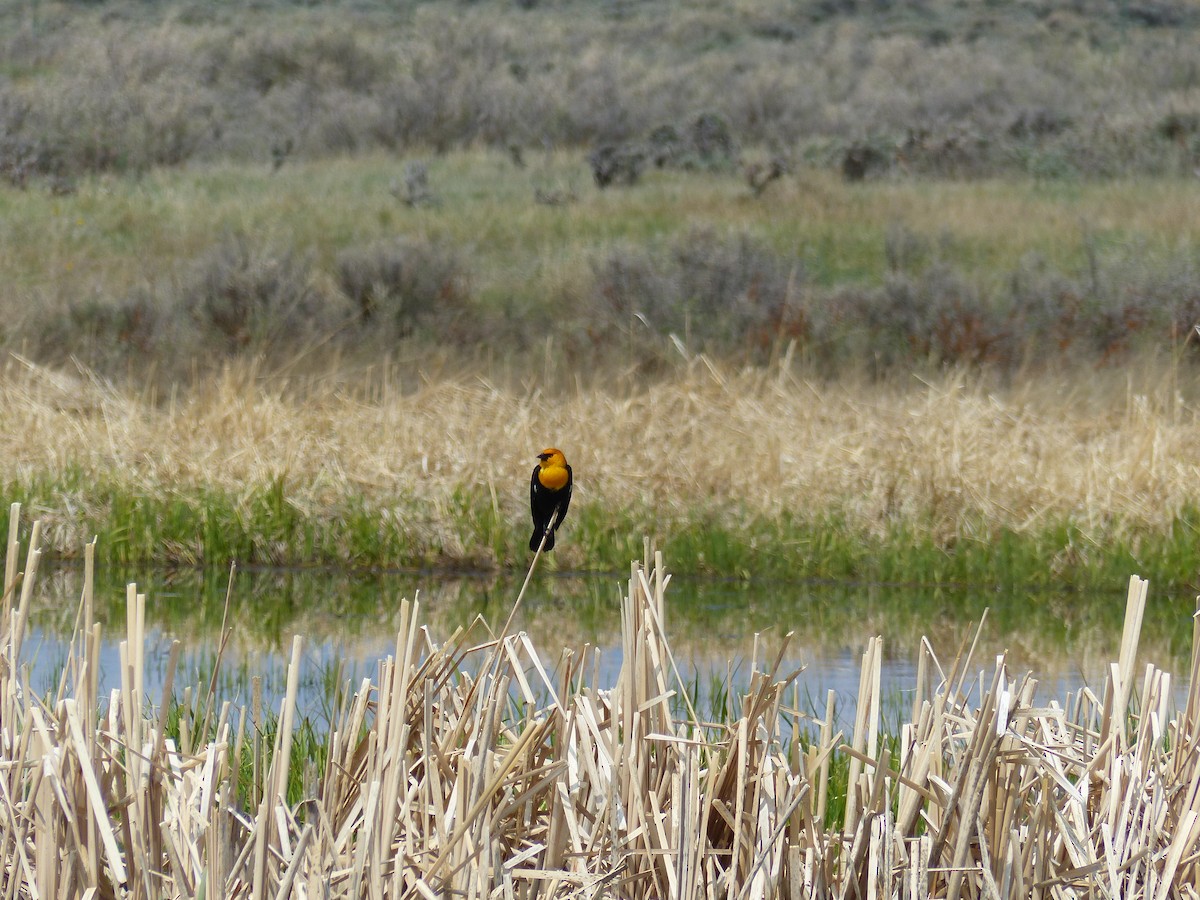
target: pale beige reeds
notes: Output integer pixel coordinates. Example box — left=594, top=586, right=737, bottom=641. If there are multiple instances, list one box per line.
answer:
left=3, top=355, right=1200, bottom=568
left=3, top=506, right=1200, bottom=897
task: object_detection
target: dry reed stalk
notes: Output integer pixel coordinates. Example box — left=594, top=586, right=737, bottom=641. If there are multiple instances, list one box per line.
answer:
left=3, top=507, right=1200, bottom=897
left=6, top=359, right=1200, bottom=572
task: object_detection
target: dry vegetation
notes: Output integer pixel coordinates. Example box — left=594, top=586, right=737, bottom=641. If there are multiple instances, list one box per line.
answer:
left=3, top=508, right=1200, bottom=897
left=3, top=353, right=1200, bottom=574
left=5, top=2, right=1200, bottom=890
left=1, top=0, right=1199, bottom=382
left=1, top=0, right=1199, bottom=181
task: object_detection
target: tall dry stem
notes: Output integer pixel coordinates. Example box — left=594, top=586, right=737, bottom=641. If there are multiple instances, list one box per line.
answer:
left=2, top=511, right=1199, bottom=896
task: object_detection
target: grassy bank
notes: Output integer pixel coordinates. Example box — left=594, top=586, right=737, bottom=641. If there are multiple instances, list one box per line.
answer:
left=4, top=357, right=1200, bottom=590
left=13, top=471, right=1200, bottom=591
left=4, top=515, right=1199, bottom=896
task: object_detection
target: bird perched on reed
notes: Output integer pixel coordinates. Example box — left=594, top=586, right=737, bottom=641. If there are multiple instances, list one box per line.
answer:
left=529, top=448, right=572, bottom=552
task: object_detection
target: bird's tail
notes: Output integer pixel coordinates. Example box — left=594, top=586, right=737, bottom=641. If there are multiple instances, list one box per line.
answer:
left=529, top=528, right=555, bottom=552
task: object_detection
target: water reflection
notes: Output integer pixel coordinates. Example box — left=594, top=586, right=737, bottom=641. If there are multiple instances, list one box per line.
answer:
left=19, top=563, right=1197, bottom=729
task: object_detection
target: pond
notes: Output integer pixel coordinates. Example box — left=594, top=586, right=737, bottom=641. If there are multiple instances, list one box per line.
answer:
left=16, top=560, right=1198, bottom=732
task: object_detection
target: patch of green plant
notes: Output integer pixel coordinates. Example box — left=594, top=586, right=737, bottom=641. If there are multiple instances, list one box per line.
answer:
left=5, top=153, right=1200, bottom=380
left=8, top=472, right=1200, bottom=599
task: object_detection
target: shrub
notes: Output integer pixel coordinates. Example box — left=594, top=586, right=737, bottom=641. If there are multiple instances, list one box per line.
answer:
left=588, top=144, right=646, bottom=187
left=841, top=140, right=893, bottom=181
left=182, top=236, right=341, bottom=355
left=26, top=291, right=149, bottom=366
left=687, top=112, right=739, bottom=170
left=1, top=2, right=1198, bottom=178
left=586, top=229, right=803, bottom=354
left=5, top=30, right=221, bottom=175
left=646, top=124, right=684, bottom=168
left=334, top=238, right=474, bottom=344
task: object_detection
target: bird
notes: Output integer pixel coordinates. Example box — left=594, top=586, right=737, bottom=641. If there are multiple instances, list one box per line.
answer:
left=529, top=448, right=572, bottom=552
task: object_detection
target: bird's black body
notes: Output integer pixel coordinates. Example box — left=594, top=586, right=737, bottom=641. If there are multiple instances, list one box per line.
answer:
left=529, top=461, right=573, bottom=552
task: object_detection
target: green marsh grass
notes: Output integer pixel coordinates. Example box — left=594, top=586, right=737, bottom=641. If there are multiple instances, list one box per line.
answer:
left=6, top=354, right=1200, bottom=590
left=8, top=472, right=1200, bottom=589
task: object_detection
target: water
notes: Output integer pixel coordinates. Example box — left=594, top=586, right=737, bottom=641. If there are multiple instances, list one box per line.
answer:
left=14, top=562, right=1197, bottom=731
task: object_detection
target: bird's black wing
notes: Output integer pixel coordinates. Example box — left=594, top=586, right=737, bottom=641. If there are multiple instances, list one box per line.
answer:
left=530, top=465, right=544, bottom=528
left=550, top=465, right=573, bottom=532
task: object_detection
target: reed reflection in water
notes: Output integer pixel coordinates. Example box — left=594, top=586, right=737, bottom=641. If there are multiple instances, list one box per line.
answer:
left=20, top=563, right=1195, bottom=729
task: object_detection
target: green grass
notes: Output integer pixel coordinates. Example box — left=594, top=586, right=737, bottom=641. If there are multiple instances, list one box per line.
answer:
left=11, top=471, right=1200, bottom=595
left=6, top=155, right=1200, bottom=382
left=3, top=156, right=1195, bottom=299
left=162, top=682, right=334, bottom=811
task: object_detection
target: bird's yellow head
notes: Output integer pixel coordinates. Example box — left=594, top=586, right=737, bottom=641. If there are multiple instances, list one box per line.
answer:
left=537, top=448, right=568, bottom=469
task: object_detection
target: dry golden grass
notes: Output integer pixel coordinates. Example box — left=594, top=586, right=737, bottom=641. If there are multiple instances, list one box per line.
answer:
left=2, top=354, right=1199, bottom=568
left=3, top=507, right=1200, bottom=897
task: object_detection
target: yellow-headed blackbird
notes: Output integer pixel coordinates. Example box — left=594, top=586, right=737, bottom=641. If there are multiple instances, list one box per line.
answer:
left=529, top=447, right=572, bottom=551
